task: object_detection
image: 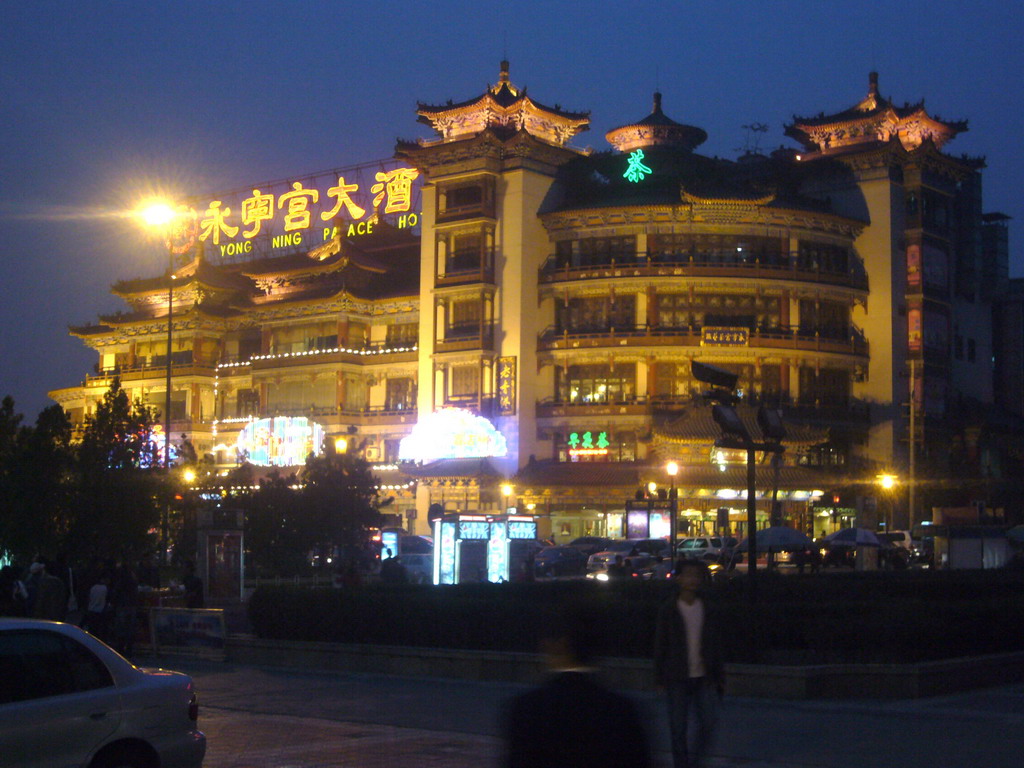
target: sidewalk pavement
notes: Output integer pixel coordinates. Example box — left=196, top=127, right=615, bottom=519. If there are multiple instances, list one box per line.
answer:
left=152, top=656, right=1024, bottom=768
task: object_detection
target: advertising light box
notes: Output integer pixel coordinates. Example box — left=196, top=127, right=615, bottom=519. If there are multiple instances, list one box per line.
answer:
left=236, top=417, right=325, bottom=467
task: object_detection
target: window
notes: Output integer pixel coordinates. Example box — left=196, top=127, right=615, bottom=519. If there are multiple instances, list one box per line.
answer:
left=385, top=378, right=416, bottom=410
left=447, top=185, right=483, bottom=209
left=797, top=241, right=850, bottom=273
left=448, top=300, right=482, bottom=337
left=446, top=232, right=486, bottom=273
left=451, top=366, right=478, bottom=397
left=0, top=630, right=113, bottom=704
left=649, top=234, right=784, bottom=265
left=555, top=236, right=636, bottom=268
left=386, top=323, right=418, bottom=346
left=557, top=363, right=636, bottom=404
left=556, top=295, right=636, bottom=333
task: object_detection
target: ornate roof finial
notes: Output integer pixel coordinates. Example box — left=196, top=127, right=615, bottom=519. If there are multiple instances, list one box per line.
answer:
left=868, top=71, right=879, bottom=97
left=653, top=91, right=663, bottom=114
left=499, top=59, right=510, bottom=85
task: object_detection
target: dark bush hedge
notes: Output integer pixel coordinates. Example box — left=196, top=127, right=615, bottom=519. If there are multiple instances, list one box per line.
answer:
left=248, top=570, right=1024, bottom=664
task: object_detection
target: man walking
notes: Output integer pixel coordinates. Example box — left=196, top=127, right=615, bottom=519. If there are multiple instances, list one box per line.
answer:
left=502, top=613, right=651, bottom=767
left=654, top=559, right=724, bottom=768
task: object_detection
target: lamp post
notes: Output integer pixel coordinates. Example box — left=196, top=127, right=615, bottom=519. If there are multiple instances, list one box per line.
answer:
left=139, top=201, right=181, bottom=564
left=877, top=473, right=897, bottom=531
left=666, top=461, right=679, bottom=553
left=501, top=483, right=514, bottom=512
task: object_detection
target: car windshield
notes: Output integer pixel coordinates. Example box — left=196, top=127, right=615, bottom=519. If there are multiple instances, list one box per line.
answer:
left=607, top=540, right=641, bottom=553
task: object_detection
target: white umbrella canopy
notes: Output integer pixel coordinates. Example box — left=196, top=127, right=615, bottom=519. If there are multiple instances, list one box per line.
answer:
left=736, top=526, right=812, bottom=552
left=824, top=527, right=882, bottom=547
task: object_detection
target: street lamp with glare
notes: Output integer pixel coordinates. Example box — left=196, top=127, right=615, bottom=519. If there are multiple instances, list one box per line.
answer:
left=334, top=437, right=349, bottom=454
left=182, top=468, right=197, bottom=485
left=877, top=473, right=898, bottom=530
left=136, top=198, right=183, bottom=563
left=666, top=461, right=679, bottom=549
left=501, top=483, right=514, bottom=512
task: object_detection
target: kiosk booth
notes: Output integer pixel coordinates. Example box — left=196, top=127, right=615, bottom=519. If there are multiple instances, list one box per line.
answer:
left=433, top=513, right=538, bottom=584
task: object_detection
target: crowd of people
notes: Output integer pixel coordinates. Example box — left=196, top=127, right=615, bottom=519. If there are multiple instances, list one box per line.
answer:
left=0, top=553, right=204, bottom=657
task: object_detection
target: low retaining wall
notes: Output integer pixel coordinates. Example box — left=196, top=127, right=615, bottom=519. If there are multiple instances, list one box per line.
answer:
left=225, top=635, right=1024, bottom=700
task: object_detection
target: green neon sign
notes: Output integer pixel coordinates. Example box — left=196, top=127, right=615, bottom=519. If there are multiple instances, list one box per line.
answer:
left=623, top=149, right=652, bottom=183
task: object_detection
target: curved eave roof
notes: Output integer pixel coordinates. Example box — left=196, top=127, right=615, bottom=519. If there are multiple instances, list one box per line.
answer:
left=417, top=86, right=589, bottom=124
left=654, top=404, right=829, bottom=449
left=606, top=93, right=708, bottom=151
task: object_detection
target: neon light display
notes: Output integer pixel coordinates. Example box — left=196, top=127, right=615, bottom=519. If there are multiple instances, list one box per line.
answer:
left=236, top=417, right=325, bottom=467
left=168, top=161, right=422, bottom=262
left=508, top=520, right=537, bottom=540
left=435, top=520, right=457, bottom=585
left=398, top=408, right=507, bottom=462
left=487, top=521, right=509, bottom=583
left=459, top=520, right=490, bottom=540
left=567, top=430, right=610, bottom=458
left=623, top=149, right=652, bottom=182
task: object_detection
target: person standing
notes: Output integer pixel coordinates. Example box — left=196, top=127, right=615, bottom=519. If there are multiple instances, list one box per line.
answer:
left=654, top=559, right=725, bottom=768
left=81, top=572, right=111, bottom=641
left=31, top=558, right=69, bottom=622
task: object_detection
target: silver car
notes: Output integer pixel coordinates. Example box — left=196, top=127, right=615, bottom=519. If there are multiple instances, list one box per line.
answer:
left=0, top=618, right=206, bottom=768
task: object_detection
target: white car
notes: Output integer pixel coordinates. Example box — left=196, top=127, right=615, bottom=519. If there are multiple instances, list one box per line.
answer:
left=0, top=619, right=206, bottom=768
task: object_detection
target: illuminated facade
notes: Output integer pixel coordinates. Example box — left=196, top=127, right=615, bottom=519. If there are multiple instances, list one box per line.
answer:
left=53, top=65, right=1018, bottom=539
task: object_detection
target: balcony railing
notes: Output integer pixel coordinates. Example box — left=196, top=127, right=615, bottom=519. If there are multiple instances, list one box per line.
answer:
left=435, top=323, right=496, bottom=353
left=538, top=323, right=868, bottom=357
left=539, top=251, right=868, bottom=291
left=218, top=342, right=418, bottom=369
left=86, top=359, right=215, bottom=383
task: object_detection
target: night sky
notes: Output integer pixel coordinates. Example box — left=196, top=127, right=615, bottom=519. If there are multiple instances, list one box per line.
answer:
left=2, top=1, right=1021, bottom=418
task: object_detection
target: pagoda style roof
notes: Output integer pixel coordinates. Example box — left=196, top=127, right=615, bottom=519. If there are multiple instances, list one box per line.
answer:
left=512, top=459, right=830, bottom=492
left=653, top=402, right=829, bottom=449
left=786, top=72, right=967, bottom=154
left=606, top=92, right=708, bottom=152
left=542, top=145, right=856, bottom=224
left=414, top=60, right=590, bottom=146
left=112, top=255, right=254, bottom=299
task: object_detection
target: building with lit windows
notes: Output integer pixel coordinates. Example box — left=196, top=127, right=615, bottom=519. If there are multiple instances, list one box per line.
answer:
left=51, top=63, right=1020, bottom=540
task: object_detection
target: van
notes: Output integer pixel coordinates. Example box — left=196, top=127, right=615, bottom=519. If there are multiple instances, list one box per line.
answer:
left=879, top=530, right=913, bottom=550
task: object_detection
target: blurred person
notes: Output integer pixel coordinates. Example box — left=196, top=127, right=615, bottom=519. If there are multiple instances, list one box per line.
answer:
left=501, top=612, right=651, bottom=768
left=182, top=561, right=204, bottom=609
left=81, top=571, right=112, bottom=641
left=0, top=564, right=28, bottom=616
left=31, top=558, right=68, bottom=621
left=108, top=561, right=140, bottom=656
left=379, top=549, right=408, bottom=584
left=654, top=559, right=725, bottom=768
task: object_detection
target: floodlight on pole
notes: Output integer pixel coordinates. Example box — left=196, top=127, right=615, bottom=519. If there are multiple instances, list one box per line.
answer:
left=136, top=197, right=184, bottom=564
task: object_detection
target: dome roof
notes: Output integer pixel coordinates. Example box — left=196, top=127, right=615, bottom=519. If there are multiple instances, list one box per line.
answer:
left=606, top=92, right=708, bottom=152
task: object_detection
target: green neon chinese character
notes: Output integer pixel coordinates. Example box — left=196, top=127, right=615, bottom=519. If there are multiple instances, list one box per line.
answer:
left=568, top=432, right=580, bottom=449
left=596, top=431, right=610, bottom=449
left=582, top=431, right=594, bottom=449
left=623, top=149, right=652, bottom=183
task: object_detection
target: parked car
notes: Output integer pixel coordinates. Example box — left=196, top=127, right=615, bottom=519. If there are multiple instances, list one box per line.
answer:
left=0, top=618, right=206, bottom=768
left=586, top=538, right=670, bottom=574
left=878, top=531, right=913, bottom=551
left=566, top=536, right=613, bottom=556
left=676, top=536, right=732, bottom=563
left=533, top=545, right=588, bottom=577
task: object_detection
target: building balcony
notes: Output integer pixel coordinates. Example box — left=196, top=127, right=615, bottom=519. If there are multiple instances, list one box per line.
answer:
left=442, top=395, right=498, bottom=418
left=538, top=324, right=869, bottom=358
left=435, top=200, right=496, bottom=224
left=539, top=252, right=868, bottom=292
left=86, top=360, right=217, bottom=384
left=435, top=323, right=496, bottom=353
left=226, top=342, right=418, bottom=372
left=435, top=264, right=495, bottom=288
left=535, top=396, right=651, bottom=419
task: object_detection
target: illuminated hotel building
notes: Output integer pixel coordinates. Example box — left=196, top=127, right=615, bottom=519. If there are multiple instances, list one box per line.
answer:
left=51, top=64, right=1016, bottom=539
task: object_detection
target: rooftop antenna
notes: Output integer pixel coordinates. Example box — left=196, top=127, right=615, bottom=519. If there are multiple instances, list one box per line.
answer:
left=736, top=122, right=769, bottom=156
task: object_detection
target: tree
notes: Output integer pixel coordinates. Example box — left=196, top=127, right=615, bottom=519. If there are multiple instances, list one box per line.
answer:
left=69, top=379, right=162, bottom=560
left=0, top=399, right=74, bottom=562
left=301, top=449, right=383, bottom=567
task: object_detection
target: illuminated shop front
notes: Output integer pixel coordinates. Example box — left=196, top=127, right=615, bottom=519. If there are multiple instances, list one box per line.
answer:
left=432, top=513, right=538, bottom=584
